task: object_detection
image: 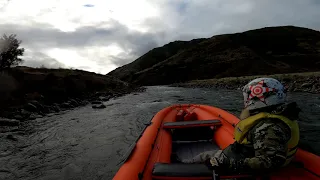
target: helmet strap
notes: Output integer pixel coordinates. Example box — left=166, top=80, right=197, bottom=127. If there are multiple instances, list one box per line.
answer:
left=239, top=108, right=250, bottom=120
left=249, top=103, right=285, bottom=115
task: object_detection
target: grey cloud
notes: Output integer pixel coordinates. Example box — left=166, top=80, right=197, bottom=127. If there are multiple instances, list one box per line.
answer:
left=0, top=22, right=116, bottom=49
left=22, top=51, right=66, bottom=68
left=166, top=0, right=320, bottom=36
left=0, top=21, right=161, bottom=50
left=1, top=0, right=320, bottom=72
left=0, top=20, right=163, bottom=67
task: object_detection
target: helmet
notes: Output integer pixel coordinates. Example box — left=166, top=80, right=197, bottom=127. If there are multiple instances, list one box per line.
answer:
left=242, top=78, right=286, bottom=110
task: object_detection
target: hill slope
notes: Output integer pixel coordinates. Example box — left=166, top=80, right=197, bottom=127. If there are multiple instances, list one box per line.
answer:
left=108, top=26, right=320, bottom=85
left=0, top=66, right=140, bottom=120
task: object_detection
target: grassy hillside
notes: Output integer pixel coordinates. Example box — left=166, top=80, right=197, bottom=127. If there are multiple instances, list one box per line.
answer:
left=173, top=71, right=320, bottom=93
left=109, top=39, right=205, bottom=81
left=108, top=26, right=320, bottom=85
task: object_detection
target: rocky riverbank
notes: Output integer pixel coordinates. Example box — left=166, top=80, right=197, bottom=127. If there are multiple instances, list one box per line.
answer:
left=0, top=66, right=145, bottom=129
left=172, top=72, right=320, bottom=93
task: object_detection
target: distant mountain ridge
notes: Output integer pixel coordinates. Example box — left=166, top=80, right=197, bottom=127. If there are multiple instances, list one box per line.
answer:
left=108, top=26, right=320, bottom=85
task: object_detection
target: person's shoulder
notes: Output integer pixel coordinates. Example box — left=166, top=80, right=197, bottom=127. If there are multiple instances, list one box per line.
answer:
left=256, top=117, right=290, bottom=129
left=252, top=118, right=291, bottom=139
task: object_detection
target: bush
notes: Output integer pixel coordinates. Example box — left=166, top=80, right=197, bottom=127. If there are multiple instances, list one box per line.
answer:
left=0, top=72, right=18, bottom=107
left=0, top=34, right=24, bottom=71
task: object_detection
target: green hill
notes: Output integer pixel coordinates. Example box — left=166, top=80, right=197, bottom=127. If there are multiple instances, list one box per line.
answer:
left=108, top=26, right=320, bottom=85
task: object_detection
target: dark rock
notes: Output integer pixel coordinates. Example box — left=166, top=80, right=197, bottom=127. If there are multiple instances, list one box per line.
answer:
left=14, top=109, right=32, bottom=121
left=42, top=105, right=51, bottom=113
left=91, top=101, right=102, bottom=105
left=69, top=99, right=79, bottom=106
left=28, top=114, right=43, bottom=120
left=13, top=115, right=24, bottom=121
left=30, top=100, right=44, bottom=111
left=80, top=100, right=89, bottom=106
left=51, top=104, right=61, bottom=112
left=20, top=109, right=31, bottom=117
left=24, top=103, right=38, bottom=112
left=66, top=101, right=75, bottom=108
left=92, top=104, right=106, bottom=109
left=60, top=102, right=71, bottom=109
left=288, top=84, right=295, bottom=92
left=47, top=113, right=55, bottom=117
left=0, top=118, right=20, bottom=126
left=301, top=82, right=314, bottom=88
left=101, top=96, right=111, bottom=101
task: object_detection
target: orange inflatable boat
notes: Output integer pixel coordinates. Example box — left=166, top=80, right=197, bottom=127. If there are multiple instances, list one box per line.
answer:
left=113, top=104, right=320, bottom=180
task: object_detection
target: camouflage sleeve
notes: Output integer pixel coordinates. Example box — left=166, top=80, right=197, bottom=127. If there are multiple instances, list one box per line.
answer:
left=242, top=119, right=290, bottom=171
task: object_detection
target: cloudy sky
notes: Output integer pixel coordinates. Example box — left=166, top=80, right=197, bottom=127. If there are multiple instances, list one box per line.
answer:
left=0, top=0, right=320, bottom=74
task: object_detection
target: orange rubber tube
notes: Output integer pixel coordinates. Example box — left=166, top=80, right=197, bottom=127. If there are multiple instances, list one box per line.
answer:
left=113, top=104, right=320, bottom=180
left=113, top=106, right=172, bottom=180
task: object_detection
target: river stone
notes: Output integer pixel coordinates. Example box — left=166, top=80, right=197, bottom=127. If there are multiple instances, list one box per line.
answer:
left=77, top=100, right=85, bottom=106
left=20, top=109, right=31, bottom=116
left=24, top=103, right=38, bottom=112
left=41, top=105, right=51, bottom=113
left=51, top=104, right=61, bottom=112
left=69, top=99, right=79, bottom=106
left=67, top=101, right=75, bottom=108
left=28, top=114, right=43, bottom=120
left=30, top=100, right=44, bottom=111
left=60, top=102, right=71, bottom=109
left=301, top=82, right=313, bottom=88
left=91, top=101, right=102, bottom=105
left=47, top=113, right=55, bottom=117
left=0, top=118, right=20, bottom=126
left=92, top=104, right=106, bottom=109
left=101, top=96, right=111, bottom=101
left=13, top=115, right=23, bottom=121
left=288, top=84, right=295, bottom=92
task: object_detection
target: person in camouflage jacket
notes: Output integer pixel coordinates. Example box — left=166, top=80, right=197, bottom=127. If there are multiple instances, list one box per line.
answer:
left=182, top=78, right=300, bottom=175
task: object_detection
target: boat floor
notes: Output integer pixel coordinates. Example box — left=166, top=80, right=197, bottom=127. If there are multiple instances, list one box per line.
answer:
left=172, top=141, right=220, bottom=162
left=170, top=126, right=219, bottom=163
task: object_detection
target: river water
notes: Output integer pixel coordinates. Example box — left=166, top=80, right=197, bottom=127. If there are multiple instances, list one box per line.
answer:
left=1, top=86, right=320, bottom=180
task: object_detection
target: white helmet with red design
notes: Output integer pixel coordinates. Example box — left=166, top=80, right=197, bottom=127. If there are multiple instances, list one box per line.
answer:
left=242, top=78, right=286, bottom=110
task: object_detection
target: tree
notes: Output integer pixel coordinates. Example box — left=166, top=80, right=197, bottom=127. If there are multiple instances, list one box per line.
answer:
left=0, top=34, right=25, bottom=71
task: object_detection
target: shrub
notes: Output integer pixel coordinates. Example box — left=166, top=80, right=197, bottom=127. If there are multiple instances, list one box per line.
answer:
left=0, top=34, right=24, bottom=71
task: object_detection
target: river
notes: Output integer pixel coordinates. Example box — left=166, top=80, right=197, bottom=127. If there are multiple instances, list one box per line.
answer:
left=1, top=86, right=320, bottom=180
